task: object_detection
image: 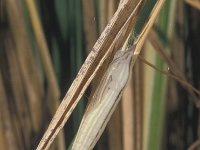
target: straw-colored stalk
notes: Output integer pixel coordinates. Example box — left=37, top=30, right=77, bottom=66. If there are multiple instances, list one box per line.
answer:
left=6, top=0, right=43, bottom=132
left=24, top=0, right=66, bottom=149
left=24, top=0, right=60, bottom=112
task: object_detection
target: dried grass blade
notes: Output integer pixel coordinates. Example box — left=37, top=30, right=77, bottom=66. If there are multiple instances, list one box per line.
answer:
left=91, top=0, right=143, bottom=90
left=6, top=45, right=32, bottom=147
left=122, top=78, right=135, bottom=150
left=6, top=0, right=44, bottom=132
left=133, top=0, right=165, bottom=57
left=24, top=0, right=60, bottom=111
left=71, top=0, right=165, bottom=148
left=133, top=61, right=144, bottom=150
left=25, top=0, right=66, bottom=149
left=37, top=1, right=142, bottom=149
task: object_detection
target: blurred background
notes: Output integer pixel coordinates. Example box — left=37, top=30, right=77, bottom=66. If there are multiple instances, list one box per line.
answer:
left=1, top=0, right=200, bottom=150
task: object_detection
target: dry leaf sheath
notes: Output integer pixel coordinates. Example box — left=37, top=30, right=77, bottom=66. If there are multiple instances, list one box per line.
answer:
left=72, top=47, right=134, bottom=150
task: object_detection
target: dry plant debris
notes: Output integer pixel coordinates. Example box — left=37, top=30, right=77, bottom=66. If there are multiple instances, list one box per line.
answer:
left=37, top=0, right=165, bottom=149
